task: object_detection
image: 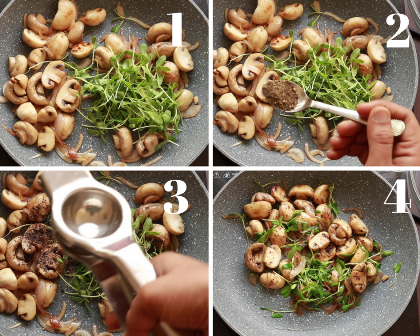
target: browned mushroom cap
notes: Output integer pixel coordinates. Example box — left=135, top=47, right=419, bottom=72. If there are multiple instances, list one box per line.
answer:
left=250, top=192, right=276, bottom=204
left=56, top=79, right=81, bottom=113
left=37, top=243, right=63, bottom=279
left=351, top=262, right=367, bottom=293
left=244, top=243, right=266, bottom=273
left=270, top=185, right=289, bottom=203
left=289, top=185, right=314, bottom=200
left=26, top=193, right=50, bottom=223
left=41, top=61, right=66, bottom=90
left=6, top=236, right=29, bottom=272
left=22, top=224, right=52, bottom=254
left=134, top=203, right=164, bottom=222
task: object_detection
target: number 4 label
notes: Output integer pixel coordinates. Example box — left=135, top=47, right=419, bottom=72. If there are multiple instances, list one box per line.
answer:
left=386, top=14, right=410, bottom=48
left=384, top=179, right=411, bottom=213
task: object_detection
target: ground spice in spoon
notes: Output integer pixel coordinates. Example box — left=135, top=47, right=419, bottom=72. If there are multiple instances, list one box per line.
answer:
left=262, top=80, right=299, bottom=111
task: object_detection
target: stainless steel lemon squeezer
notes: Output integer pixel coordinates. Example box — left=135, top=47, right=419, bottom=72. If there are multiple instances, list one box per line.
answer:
left=40, top=171, right=156, bottom=327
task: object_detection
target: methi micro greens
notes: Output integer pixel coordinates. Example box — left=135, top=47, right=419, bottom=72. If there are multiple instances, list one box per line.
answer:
left=66, top=45, right=182, bottom=145
left=265, top=39, right=374, bottom=130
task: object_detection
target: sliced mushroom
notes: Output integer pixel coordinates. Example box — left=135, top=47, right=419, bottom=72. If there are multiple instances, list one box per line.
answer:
left=0, top=268, right=17, bottom=290
left=256, top=71, right=279, bottom=102
left=42, top=61, right=66, bottom=89
left=173, top=47, right=194, bottom=72
left=26, top=72, right=48, bottom=106
left=293, top=199, right=315, bottom=216
left=264, top=243, right=281, bottom=268
left=370, top=80, right=387, bottom=100
left=114, top=127, right=133, bottom=157
left=270, top=226, right=286, bottom=247
left=68, top=21, right=85, bottom=43
left=6, top=210, right=27, bottom=234
left=313, top=184, right=329, bottom=204
left=16, top=102, right=37, bottom=123
left=0, top=289, right=18, bottom=314
left=252, top=0, right=276, bottom=25
left=350, top=247, right=367, bottom=263
left=279, top=259, right=294, bottom=281
left=342, top=17, right=369, bottom=37
left=9, top=55, right=28, bottom=77
left=238, top=116, right=255, bottom=140
left=213, top=48, right=229, bottom=68
left=51, top=0, right=77, bottom=31
left=28, top=49, right=47, bottom=71
left=224, top=23, right=247, bottom=41
left=37, top=106, right=58, bottom=123
left=238, top=96, right=257, bottom=113
left=147, top=23, right=173, bottom=44
left=354, top=54, right=373, bottom=76
left=80, top=8, right=106, bottom=26
left=18, top=293, right=36, bottom=321
left=228, top=64, right=249, bottom=96
left=13, top=121, right=38, bottom=145
left=44, top=33, right=69, bottom=60
left=367, top=39, right=387, bottom=64
left=37, top=126, right=55, bottom=152
left=349, top=214, right=369, bottom=235
left=245, top=220, right=264, bottom=237
left=213, top=75, right=230, bottom=95
left=289, top=185, right=314, bottom=200
left=104, top=33, right=127, bottom=54
left=278, top=202, right=295, bottom=221
left=260, top=272, right=285, bottom=289
left=243, top=201, right=272, bottom=219
left=300, top=27, right=322, bottom=48
left=229, top=42, right=247, bottom=63
left=71, top=41, right=94, bottom=58
left=56, top=79, right=81, bottom=113
left=17, top=272, right=39, bottom=290
left=356, top=235, right=373, bottom=252
left=214, top=66, right=229, bottom=87
left=1, top=190, right=27, bottom=211
left=218, top=93, right=238, bottom=113
left=314, top=243, right=336, bottom=262
left=311, top=116, right=329, bottom=146
left=366, top=262, right=377, bottom=282
left=328, top=219, right=352, bottom=246
left=12, top=74, right=28, bottom=97
left=94, top=47, right=113, bottom=70
left=292, top=40, right=310, bottom=62
left=351, top=262, right=367, bottom=293
left=267, top=16, right=283, bottom=36
left=27, top=14, right=49, bottom=35
left=214, top=111, right=239, bottom=133
left=37, top=243, right=63, bottom=279
left=270, top=35, right=292, bottom=51
left=6, top=236, right=29, bottom=272
left=22, top=29, right=47, bottom=48
left=26, top=193, right=50, bottom=222
left=135, top=133, right=163, bottom=158
left=0, top=219, right=6, bottom=238
left=163, top=212, right=185, bottom=235
left=22, top=224, right=52, bottom=254
left=158, top=61, right=180, bottom=84
left=308, top=231, right=330, bottom=250
left=227, top=9, right=252, bottom=29
left=146, top=224, right=170, bottom=249
left=242, top=54, right=265, bottom=80
left=316, top=203, right=333, bottom=224
left=336, top=238, right=357, bottom=259
left=254, top=103, right=273, bottom=129
left=134, top=183, right=164, bottom=205
left=244, top=243, right=266, bottom=272
left=4, top=81, right=28, bottom=105
left=247, top=26, right=268, bottom=53
left=279, top=3, right=304, bottom=20
left=135, top=204, right=164, bottom=223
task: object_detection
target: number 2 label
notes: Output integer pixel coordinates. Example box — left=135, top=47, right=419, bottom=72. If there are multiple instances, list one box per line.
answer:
left=386, top=14, right=410, bottom=48
left=384, top=179, right=411, bottom=213
left=164, top=180, right=188, bottom=214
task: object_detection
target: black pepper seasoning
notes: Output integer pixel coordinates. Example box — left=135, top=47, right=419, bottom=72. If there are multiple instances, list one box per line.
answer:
left=262, top=80, right=299, bottom=111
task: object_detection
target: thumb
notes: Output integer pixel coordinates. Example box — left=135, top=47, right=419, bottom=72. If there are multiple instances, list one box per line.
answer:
left=365, top=106, right=394, bottom=166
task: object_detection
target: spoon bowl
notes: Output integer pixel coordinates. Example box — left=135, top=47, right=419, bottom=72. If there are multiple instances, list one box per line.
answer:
left=277, top=80, right=405, bottom=136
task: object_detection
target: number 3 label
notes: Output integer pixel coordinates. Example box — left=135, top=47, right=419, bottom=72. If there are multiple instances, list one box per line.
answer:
left=386, top=14, right=410, bottom=48
left=384, top=179, right=411, bottom=213
left=164, top=180, right=188, bottom=214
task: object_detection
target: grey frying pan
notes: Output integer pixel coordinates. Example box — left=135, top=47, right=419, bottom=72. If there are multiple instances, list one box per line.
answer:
left=213, top=170, right=419, bottom=336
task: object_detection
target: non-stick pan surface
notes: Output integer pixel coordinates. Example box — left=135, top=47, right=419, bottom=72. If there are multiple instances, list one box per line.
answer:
left=0, top=170, right=208, bottom=335
left=0, top=0, right=208, bottom=166
left=213, top=0, right=419, bottom=166
left=213, top=171, right=419, bottom=336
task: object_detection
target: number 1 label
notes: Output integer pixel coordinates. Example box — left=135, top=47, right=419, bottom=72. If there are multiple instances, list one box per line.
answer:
left=168, top=13, right=182, bottom=47
left=384, top=179, right=411, bottom=213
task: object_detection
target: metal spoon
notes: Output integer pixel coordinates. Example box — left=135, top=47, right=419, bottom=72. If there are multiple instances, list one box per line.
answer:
left=278, top=80, right=406, bottom=136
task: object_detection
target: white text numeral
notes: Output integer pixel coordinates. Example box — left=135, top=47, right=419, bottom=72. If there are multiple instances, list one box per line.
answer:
left=164, top=180, right=188, bottom=214
left=386, top=14, right=410, bottom=48
left=384, top=179, right=411, bottom=213
left=168, top=13, right=182, bottom=47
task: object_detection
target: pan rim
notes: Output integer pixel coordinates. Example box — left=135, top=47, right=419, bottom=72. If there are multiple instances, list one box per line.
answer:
left=213, top=170, right=420, bottom=336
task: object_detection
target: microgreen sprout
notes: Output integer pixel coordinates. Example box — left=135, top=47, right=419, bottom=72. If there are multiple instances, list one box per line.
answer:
left=389, top=262, right=401, bottom=288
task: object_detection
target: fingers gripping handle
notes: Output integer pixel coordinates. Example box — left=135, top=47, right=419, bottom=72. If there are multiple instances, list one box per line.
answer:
left=311, top=100, right=368, bottom=126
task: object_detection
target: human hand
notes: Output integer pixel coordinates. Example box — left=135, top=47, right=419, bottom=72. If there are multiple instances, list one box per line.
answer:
left=327, top=100, right=420, bottom=166
left=107, top=252, right=208, bottom=336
